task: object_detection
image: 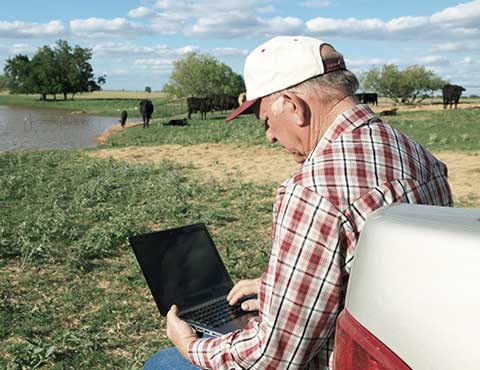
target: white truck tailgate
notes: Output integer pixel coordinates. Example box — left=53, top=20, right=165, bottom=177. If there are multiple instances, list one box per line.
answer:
left=345, top=204, right=480, bottom=370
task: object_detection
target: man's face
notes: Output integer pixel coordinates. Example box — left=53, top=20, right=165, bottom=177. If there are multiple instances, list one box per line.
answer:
left=254, top=95, right=308, bottom=164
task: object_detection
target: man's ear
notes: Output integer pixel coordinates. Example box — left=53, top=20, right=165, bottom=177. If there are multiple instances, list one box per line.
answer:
left=282, top=91, right=309, bottom=127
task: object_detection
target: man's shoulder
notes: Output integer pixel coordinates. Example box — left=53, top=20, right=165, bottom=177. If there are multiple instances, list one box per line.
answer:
left=286, top=118, right=448, bottom=210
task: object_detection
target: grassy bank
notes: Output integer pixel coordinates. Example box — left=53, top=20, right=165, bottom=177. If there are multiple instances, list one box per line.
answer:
left=1, top=104, right=479, bottom=369
left=103, top=107, right=480, bottom=152
left=102, top=112, right=269, bottom=148
left=385, top=108, right=480, bottom=151
left=0, top=91, right=187, bottom=118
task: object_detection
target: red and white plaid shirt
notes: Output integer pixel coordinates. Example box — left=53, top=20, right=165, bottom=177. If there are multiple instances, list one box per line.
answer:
left=188, top=104, right=452, bottom=369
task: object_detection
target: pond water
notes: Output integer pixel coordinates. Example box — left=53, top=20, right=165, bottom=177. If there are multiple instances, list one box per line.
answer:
left=0, top=105, right=118, bottom=151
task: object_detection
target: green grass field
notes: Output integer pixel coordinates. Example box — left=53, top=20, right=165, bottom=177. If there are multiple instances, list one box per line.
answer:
left=1, top=95, right=479, bottom=368
left=102, top=107, right=480, bottom=152
left=385, top=108, right=480, bottom=152
left=0, top=151, right=273, bottom=369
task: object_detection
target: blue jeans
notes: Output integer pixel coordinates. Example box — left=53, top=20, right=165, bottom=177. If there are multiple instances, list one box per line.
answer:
left=143, top=346, right=200, bottom=370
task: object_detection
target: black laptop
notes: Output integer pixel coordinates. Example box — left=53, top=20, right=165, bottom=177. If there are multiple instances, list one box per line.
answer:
left=129, top=223, right=255, bottom=337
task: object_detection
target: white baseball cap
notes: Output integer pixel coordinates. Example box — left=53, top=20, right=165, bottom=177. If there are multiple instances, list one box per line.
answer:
left=225, top=36, right=346, bottom=122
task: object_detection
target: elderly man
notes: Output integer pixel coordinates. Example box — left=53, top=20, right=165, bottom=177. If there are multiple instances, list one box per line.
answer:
left=144, top=36, right=452, bottom=370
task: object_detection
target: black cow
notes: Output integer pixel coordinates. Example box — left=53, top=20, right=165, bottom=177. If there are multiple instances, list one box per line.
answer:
left=139, top=100, right=154, bottom=128
left=380, top=108, right=398, bottom=116
left=442, top=84, right=465, bottom=109
left=163, top=118, right=188, bottom=126
left=119, top=110, right=128, bottom=128
left=216, top=94, right=238, bottom=112
left=356, top=93, right=378, bottom=106
left=187, top=97, right=211, bottom=120
left=208, top=94, right=238, bottom=114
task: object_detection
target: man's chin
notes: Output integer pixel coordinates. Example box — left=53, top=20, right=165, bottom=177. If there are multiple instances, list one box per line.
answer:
left=292, top=154, right=306, bottom=164
left=283, top=148, right=305, bottom=164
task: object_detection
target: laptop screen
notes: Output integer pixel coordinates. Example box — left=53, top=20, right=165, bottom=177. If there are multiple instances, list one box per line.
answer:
left=129, top=223, right=233, bottom=315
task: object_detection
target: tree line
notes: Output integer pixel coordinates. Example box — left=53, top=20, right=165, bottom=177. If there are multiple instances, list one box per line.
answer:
left=2, top=39, right=105, bottom=101
left=0, top=39, right=450, bottom=105
left=162, top=55, right=447, bottom=104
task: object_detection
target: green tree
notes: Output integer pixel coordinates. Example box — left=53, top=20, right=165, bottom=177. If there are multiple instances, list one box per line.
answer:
left=2, top=39, right=104, bottom=100
left=0, top=74, right=7, bottom=91
left=362, top=64, right=446, bottom=104
left=30, top=45, right=61, bottom=100
left=145, top=86, right=152, bottom=93
left=93, top=75, right=106, bottom=91
left=54, top=40, right=98, bottom=100
left=3, top=54, right=33, bottom=94
left=163, top=52, right=245, bottom=97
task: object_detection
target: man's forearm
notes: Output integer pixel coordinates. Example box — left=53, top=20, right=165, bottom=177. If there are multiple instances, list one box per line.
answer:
left=174, top=336, right=197, bottom=360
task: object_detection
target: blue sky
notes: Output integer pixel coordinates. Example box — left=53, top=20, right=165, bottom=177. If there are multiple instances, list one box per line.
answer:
left=1, top=0, right=479, bottom=94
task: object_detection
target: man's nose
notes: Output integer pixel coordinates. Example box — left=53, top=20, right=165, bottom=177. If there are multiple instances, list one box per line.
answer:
left=266, top=129, right=277, bottom=144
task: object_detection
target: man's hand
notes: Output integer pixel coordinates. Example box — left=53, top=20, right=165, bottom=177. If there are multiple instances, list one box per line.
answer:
left=227, top=278, right=261, bottom=312
left=167, top=305, right=199, bottom=360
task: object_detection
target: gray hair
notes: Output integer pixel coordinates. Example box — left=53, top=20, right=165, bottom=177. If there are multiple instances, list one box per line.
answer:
left=270, top=69, right=359, bottom=113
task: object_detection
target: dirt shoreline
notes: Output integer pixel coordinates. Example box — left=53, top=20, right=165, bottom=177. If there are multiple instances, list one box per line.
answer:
left=94, top=121, right=144, bottom=144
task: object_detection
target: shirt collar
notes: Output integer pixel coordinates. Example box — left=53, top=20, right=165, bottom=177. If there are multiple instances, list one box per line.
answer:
left=305, top=103, right=377, bottom=163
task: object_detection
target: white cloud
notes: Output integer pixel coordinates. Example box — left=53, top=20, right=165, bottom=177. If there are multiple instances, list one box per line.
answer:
left=189, top=13, right=303, bottom=38
left=306, top=17, right=384, bottom=36
left=384, top=16, right=429, bottom=32
left=264, top=16, right=304, bottom=35
left=130, top=0, right=306, bottom=38
left=346, top=58, right=388, bottom=68
left=177, top=45, right=199, bottom=54
left=211, top=47, right=249, bottom=57
left=154, top=0, right=176, bottom=9
left=431, top=41, right=480, bottom=52
left=124, top=1, right=480, bottom=42
left=0, top=43, right=37, bottom=56
left=430, top=1, right=480, bottom=27
left=258, top=5, right=275, bottom=13
left=347, top=56, right=455, bottom=71
left=149, top=13, right=189, bottom=35
left=91, top=42, right=246, bottom=61
left=134, top=58, right=175, bottom=72
left=190, top=0, right=274, bottom=15
left=300, top=0, right=332, bottom=9
left=0, top=20, right=66, bottom=39
left=70, top=17, right=143, bottom=38
left=417, top=55, right=450, bottom=65
left=134, top=58, right=175, bottom=66
left=128, top=6, right=157, bottom=19
left=91, top=42, right=199, bottom=57
left=306, top=1, right=480, bottom=41
left=190, top=14, right=264, bottom=38
left=461, top=56, right=478, bottom=65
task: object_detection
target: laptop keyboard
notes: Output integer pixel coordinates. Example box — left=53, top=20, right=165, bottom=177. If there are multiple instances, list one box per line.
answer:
left=181, top=296, right=245, bottom=328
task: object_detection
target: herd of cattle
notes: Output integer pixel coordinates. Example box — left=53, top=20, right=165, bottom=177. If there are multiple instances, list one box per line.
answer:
left=354, top=85, right=467, bottom=110
left=118, top=84, right=467, bottom=127
left=187, top=94, right=239, bottom=119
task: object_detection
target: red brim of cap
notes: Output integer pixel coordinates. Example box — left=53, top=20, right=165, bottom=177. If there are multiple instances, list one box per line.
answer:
left=225, top=98, right=259, bottom=122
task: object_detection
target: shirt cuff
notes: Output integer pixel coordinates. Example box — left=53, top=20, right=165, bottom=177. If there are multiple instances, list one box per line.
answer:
left=187, top=337, right=216, bottom=369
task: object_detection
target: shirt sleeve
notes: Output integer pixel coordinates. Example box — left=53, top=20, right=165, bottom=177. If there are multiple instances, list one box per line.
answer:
left=188, top=183, right=346, bottom=369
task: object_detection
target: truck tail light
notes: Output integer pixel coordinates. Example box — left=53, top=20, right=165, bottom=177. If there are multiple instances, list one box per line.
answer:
left=334, top=310, right=411, bottom=370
